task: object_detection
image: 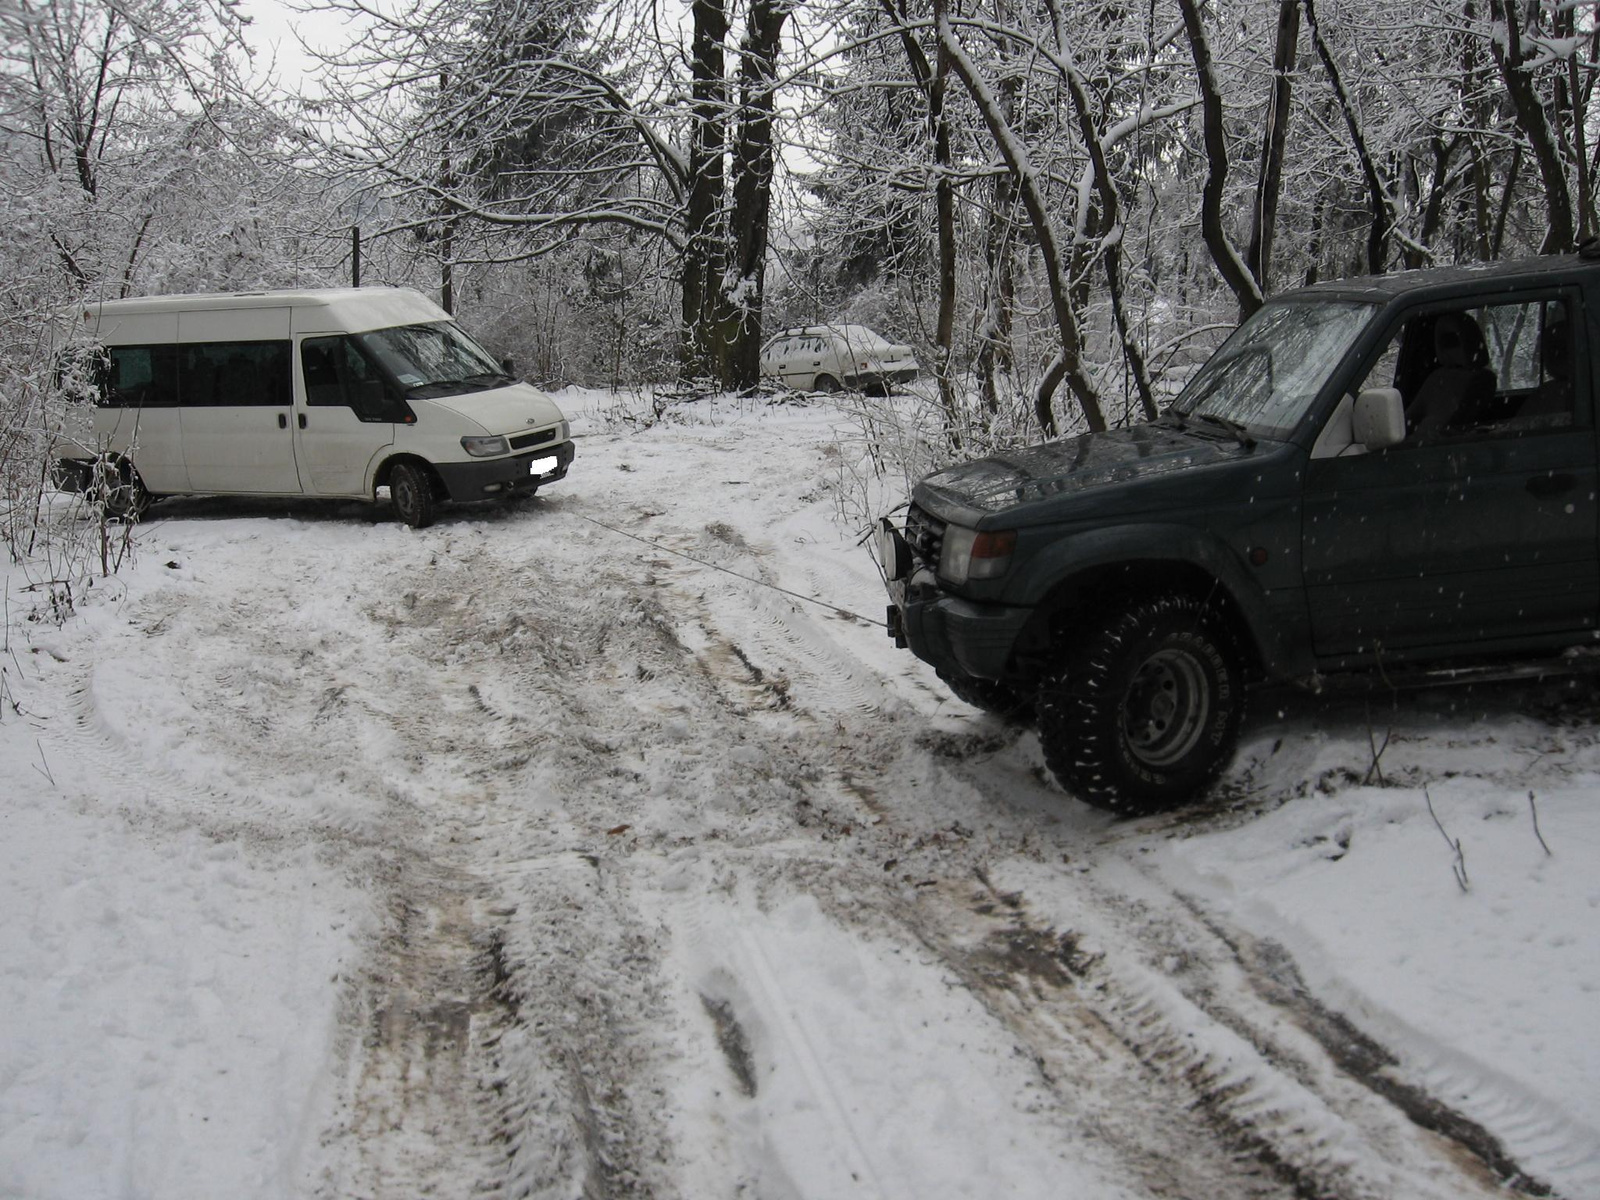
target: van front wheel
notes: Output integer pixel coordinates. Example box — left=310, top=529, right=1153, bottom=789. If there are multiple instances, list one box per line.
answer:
left=389, top=462, right=437, bottom=529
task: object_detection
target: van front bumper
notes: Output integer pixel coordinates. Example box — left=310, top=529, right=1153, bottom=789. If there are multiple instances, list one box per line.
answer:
left=435, top=441, right=574, bottom=501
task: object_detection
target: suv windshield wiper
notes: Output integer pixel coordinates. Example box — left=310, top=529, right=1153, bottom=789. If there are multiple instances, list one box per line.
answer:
left=1195, top=412, right=1257, bottom=449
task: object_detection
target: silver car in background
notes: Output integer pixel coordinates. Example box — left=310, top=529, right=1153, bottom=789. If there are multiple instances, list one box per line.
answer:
left=760, top=324, right=920, bottom=394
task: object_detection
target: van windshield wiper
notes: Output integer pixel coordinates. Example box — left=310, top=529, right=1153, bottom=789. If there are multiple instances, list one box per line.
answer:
left=406, top=373, right=507, bottom=398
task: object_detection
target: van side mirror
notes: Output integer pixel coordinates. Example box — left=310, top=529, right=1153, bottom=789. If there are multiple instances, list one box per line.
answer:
left=1353, top=387, right=1405, bottom=449
left=500, top=357, right=516, bottom=377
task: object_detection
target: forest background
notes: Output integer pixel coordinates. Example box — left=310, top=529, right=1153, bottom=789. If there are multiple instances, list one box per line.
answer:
left=2, top=0, right=1598, bottom=564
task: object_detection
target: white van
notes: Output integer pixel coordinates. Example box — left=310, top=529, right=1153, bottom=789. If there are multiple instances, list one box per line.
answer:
left=53, top=287, right=573, bottom=528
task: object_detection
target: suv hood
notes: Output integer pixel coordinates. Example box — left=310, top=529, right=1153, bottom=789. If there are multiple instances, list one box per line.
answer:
left=917, top=423, right=1257, bottom=520
left=421, top=382, right=565, bottom=436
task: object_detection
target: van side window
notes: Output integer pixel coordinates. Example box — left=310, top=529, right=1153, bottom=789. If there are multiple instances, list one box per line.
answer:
left=302, top=336, right=399, bottom=421
left=104, top=345, right=179, bottom=408
left=181, top=341, right=291, bottom=407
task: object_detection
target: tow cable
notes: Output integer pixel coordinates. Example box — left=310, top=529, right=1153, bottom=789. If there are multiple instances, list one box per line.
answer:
left=573, top=512, right=888, bottom=629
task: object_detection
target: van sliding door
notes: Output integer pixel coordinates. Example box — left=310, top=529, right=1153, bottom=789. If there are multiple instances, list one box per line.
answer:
left=177, top=309, right=302, bottom=494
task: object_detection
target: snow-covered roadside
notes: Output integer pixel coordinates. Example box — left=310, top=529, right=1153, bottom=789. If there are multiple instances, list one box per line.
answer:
left=1, top=557, right=372, bottom=1197
left=1162, top=777, right=1600, bottom=1195
left=1, top=386, right=1596, bottom=1198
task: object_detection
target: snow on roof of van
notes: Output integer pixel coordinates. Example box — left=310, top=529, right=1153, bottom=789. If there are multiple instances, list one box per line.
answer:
left=76, top=287, right=452, bottom=337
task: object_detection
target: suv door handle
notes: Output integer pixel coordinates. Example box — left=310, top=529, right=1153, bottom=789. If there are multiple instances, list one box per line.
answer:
left=1526, top=473, right=1575, bottom=497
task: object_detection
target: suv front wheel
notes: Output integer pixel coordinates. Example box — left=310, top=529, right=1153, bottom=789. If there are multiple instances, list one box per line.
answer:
left=1037, top=593, right=1243, bottom=815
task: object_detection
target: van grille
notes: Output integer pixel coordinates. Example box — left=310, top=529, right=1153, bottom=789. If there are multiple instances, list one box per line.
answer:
left=510, top=428, right=557, bottom=451
left=905, top=504, right=945, bottom=568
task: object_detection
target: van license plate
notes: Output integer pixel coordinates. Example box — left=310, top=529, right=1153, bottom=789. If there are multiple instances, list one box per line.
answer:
left=528, top=456, right=558, bottom=476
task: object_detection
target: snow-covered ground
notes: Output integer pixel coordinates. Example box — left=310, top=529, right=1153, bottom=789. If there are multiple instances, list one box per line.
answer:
left=2, top=388, right=1596, bottom=1199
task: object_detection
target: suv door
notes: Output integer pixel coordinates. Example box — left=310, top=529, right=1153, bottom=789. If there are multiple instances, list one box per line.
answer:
left=1302, top=287, right=1599, bottom=658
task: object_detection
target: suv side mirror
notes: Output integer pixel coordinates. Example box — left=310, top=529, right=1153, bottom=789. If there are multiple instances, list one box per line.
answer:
left=1353, top=387, right=1405, bottom=449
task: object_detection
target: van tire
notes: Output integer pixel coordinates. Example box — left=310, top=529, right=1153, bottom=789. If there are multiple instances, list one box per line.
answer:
left=812, top=374, right=840, bottom=394
left=92, top=457, right=151, bottom=522
left=390, top=462, right=437, bottom=529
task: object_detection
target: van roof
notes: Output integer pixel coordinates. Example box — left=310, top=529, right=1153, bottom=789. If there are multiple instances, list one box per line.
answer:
left=76, top=287, right=452, bottom=338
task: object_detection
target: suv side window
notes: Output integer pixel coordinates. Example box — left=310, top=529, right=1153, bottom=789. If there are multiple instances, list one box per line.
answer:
left=1357, top=296, right=1575, bottom=442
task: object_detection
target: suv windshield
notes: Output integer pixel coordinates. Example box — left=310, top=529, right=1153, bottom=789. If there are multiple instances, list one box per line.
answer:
left=1171, top=298, right=1376, bottom=438
left=354, top=321, right=509, bottom=398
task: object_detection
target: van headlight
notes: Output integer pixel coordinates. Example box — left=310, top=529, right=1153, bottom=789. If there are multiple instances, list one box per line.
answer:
left=940, top=524, right=1017, bottom=584
left=461, top=435, right=509, bottom=457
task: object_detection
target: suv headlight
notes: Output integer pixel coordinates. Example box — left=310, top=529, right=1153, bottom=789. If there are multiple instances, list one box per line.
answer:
left=461, top=435, right=510, bottom=457
left=939, top=525, right=1017, bottom=584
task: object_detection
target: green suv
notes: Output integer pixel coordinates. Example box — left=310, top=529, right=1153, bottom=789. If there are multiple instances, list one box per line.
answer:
left=878, top=253, right=1596, bottom=813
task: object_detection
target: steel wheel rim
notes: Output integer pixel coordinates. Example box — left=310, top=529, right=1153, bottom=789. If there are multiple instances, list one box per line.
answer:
left=394, top=474, right=417, bottom=519
left=1119, top=647, right=1210, bottom=768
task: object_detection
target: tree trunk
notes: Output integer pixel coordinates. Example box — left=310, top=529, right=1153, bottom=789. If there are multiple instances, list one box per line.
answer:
left=937, top=14, right=1104, bottom=436
left=721, top=0, right=789, bottom=390
left=1303, top=0, right=1391, bottom=274
left=1248, top=0, right=1298, bottom=293
left=1487, top=0, right=1573, bottom=253
left=680, top=0, right=728, bottom=382
left=884, top=0, right=962, bottom=440
left=1048, top=0, right=1155, bottom=421
left=932, top=0, right=959, bottom=441
left=1176, top=0, right=1263, bottom=318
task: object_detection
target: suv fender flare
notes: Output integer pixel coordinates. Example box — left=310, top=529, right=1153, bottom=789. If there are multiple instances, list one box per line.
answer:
left=1011, top=523, right=1313, bottom=680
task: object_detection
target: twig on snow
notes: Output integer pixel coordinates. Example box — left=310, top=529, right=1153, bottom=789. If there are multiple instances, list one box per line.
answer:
left=1424, top=785, right=1469, bottom=893
left=31, top=739, right=55, bottom=788
left=1363, top=698, right=1390, bottom=787
left=1528, top=790, right=1553, bottom=857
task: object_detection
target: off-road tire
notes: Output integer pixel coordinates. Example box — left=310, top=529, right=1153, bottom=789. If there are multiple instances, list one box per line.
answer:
left=937, top=669, right=1035, bottom=723
left=390, top=461, right=438, bottom=529
left=1037, top=593, right=1243, bottom=815
left=92, top=457, right=152, bottom=522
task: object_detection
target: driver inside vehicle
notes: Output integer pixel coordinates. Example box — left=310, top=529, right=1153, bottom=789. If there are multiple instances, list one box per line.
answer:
left=1399, top=312, right=1496, bottom=439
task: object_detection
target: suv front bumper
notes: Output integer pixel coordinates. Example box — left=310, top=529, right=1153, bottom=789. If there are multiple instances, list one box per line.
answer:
left=887, top=575, right=1032, bottom=681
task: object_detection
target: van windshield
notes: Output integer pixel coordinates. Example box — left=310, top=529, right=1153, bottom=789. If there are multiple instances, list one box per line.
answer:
left=354, top=321, right=511, bottom=398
